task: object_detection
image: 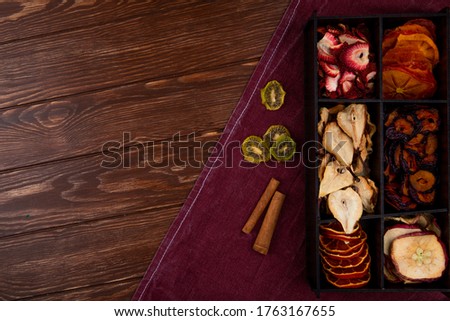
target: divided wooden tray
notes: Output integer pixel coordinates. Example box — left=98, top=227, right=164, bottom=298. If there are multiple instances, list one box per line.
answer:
left=305, top=9, right=450, bottom=295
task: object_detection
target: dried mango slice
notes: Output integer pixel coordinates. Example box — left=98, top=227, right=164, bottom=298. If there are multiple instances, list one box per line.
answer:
left=261, top=80, right=286, bottom=110
left=241, top=135, right=270, bottom=163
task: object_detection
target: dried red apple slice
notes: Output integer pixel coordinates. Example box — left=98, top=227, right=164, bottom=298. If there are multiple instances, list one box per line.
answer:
left=390, top=231, right=448, bottom=282
left=383, top=224, right=422, bottom=256
left=320, top=242, right=368, bottom=261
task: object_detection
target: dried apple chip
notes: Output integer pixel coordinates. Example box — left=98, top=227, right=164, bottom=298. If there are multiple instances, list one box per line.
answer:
left=390, top=231, right=447, bottom=282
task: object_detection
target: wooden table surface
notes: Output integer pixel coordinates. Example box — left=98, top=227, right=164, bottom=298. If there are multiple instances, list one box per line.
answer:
left=0, top=0, right=291, bottom=300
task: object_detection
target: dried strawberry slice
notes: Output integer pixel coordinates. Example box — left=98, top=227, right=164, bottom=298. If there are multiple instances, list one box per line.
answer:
left=323, top=253, right=371, bottom=279
left=324, top=270, right=371, bottom=288
left=319, top=61, right=340, bottom=77
left=339, top=43, right=370, bottom=71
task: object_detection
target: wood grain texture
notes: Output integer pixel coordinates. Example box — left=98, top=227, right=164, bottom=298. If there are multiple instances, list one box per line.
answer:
left=27, top=278, right=142, bottom=301
left=0, top=0, right=287, bottom=109
left=0, top=131, right=220, bottom=238
left=0, top=0, right=204, bottom=44
left=0, top=0, right=291, bottom=300
left=0, top=206, right=180, bottom=300
left=0, top=62, right=257, bottom=171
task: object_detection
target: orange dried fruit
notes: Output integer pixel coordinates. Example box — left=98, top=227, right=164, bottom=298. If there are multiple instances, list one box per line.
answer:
left=324, top=270, right=370, bottom=288
left=319, top=222, right=362, bottom=242
left=319, top=231, right=367, bottom=255
left=382, top=66, right=436, bottom=99
left=394, top=33, right=439, bottom=66
left=320, top=242, right=367, bottom=261
left=323, top=253, right=370, bottom=279
left=321, top=245, right=369, bottom=269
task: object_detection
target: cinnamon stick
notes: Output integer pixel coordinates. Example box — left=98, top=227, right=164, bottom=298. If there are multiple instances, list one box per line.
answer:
left=253, top=191, right=285, bottom=255
left=242, top=178, right=280, bottom=234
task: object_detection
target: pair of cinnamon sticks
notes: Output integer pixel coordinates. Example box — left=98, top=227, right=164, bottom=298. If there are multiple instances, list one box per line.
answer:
left=242, top=178, right=285, bottom=255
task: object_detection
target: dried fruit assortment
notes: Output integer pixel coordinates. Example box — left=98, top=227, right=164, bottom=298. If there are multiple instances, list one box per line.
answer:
left=384, top=214, right=448, bottom=283
left=384, top=107, right=439, bottom=210
left=382, top=19, right=439, bottom=99
left=318, top=104, right=378, bottom=232
left=317, top=23, right=376, bottom=98
left=242, top=125, right=296, bottom=163
left=319, top=222, right=371, bottom=288
left=318, top=103, right=377, bottom=288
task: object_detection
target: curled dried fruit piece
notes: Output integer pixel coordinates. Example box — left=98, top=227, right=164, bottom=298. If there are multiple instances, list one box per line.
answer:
left=327, top=187, right=363, bottom=234
left=336, top=103, right=367, bottom=149
left=324, top=270, right=371, bottom=288
left=382, top=19, right=439, bottom=100
left=322, top=122, right=354, bottom=166
left=319, top=160, right=354, bottom=198
left=390, top=231, right=447, bottom=282
left=261, top=80, right=286, bottom=110
left=241, top=136, right=269, bottom=163
left=317, top=23, right=376, bottom=98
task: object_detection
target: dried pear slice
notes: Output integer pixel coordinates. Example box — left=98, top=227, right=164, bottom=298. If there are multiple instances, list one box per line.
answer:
left=270, top=134, right=296, bottom=161
left=241, top=135, right=269, bottom=163
left=319, top=160, right=354, bottom=198
left=261, top=80, right=286, bottom=110
left=390, top=231, right=448, bottom=282
left=327, top=187, right=363, bottom=234
left=318, top=153, right=331, bottom=181
left=353, top=177, right=378, bottom=213
left=263, top=125, right=290, bottom=147
left=318, top=107, right=330, bottom=138
left=322, top=122, right=354, bottom=166
left=337, top=104, right=367, bottom=149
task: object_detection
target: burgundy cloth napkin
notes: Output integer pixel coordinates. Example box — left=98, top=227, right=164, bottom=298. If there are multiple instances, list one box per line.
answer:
left=134, top=0, right=450, bottom=300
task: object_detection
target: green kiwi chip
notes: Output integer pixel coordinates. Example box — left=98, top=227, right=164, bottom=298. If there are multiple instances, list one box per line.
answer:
left=263, top=125, right=291, bottom=147
left=241, top=135, right=270, bottom=163
left=270, top=134, right=296, bottom=161
left=261, top=80, right=286, bottom=110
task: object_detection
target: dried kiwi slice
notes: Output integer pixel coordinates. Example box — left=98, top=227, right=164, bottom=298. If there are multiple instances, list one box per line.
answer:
left=241, top=135, right=270, bottom=163
left=263, top=125, right=291, bottom=147
left=261, top=80, right=286, bottom=110
left=270, top=134, right=296, bottom=161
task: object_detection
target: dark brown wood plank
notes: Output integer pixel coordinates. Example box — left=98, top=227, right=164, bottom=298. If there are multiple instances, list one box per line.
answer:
left=0, top=0, right=289, bottom=109
left=0, top=131, right=219, bottom=238
left=27, top=278, right=141, bottom=301
left=0, top=206, right=180, bottom=300
left=0, top=1, right=202, bottom=44
left=0, top=62, right=257, bottom=171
